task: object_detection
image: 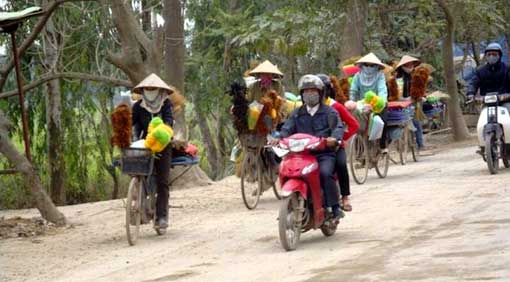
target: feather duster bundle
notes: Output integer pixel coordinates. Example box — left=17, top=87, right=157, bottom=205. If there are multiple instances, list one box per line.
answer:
left=410, top=66, right=430, bottom=100
left=169, top=90, right=186, bottom=114
left=387, top=77, right=400, bottom=102
left=111, top=104, right=132, bottom=148
left=332, top=76, right=351, bottom=104
left=228, top=82, right=249, bottom=134
left=255, top=96, right=272, bottom=136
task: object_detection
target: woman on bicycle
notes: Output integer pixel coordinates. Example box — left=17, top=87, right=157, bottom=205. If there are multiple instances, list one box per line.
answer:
left=132, top=73, right=174, bottom=231
left=348, top=53, right=389, bottom=152
left=316, top=74, right=358, bottom=212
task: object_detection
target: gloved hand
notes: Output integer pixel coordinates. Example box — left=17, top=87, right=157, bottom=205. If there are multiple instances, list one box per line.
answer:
left=466, top=95, right=474, bottom=104
left=363, top=104, right=373, bottom=113
left=326, top=137, right=339, bottom=148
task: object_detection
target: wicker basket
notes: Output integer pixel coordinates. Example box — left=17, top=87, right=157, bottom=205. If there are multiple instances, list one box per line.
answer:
left=121, top=148, right=154, bottom=176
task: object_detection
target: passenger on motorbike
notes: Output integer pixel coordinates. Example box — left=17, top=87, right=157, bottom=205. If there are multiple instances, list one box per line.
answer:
left=270, top=74, right=345, bottom=218
left=347, top=53, right=389, bottom=152
left=132, top=73, right=174, bottom=231
left=467, top=43, right=509, bottom=111
left=316, top=74, right=358, bottom=212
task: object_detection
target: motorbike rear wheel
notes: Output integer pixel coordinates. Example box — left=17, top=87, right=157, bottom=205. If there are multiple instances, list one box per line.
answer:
left=126, top=177, right=143, bottom=246
left=349, top=134, right=369, bottom=184
left=278, top=193, right=303, bottom=251
left=320, top=220, right=338, bottom=237
left=502, top=144, right=510, bottom=168
left=485, top=135, right=499, bottom=174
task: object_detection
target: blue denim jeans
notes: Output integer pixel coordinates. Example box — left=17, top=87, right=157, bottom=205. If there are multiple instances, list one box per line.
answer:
left=413, top=119, right=424, bottom=148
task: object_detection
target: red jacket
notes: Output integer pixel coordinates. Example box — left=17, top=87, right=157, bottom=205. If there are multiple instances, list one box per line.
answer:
left=327, top=98, right=359, bottom=144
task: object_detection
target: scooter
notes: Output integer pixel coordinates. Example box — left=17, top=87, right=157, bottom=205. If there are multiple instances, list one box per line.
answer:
left=271, top=133, right=344, bottom=251
left=473, top=92, right=510, bottom=174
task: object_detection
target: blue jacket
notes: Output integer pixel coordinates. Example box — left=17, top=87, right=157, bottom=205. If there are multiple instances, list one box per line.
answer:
left=349, top=72, right=388, bottom=102
left=467, top=61, right=508, bottom=97
left=280, top=104, right=344, bottom=149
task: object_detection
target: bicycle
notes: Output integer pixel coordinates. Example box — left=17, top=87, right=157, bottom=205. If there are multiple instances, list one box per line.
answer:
left=239, top=133, right=282, bottom=210
left=349, top=112, right=389, bottom=185
left=121, top=148, right=162, bottom=246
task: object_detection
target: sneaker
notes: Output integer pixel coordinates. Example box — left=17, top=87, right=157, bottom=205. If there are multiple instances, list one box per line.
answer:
left=156, top=217, right=168, bottom=229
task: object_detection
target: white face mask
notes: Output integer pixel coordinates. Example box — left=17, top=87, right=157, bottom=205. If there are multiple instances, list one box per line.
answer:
left=143, top=89, right=160, bottom=102
left=362, top=65, right=379, bottom=75
left=402, top=66, right=413, bottom=73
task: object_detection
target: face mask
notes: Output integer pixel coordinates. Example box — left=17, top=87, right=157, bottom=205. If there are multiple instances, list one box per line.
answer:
left=303, top=92, right=320, bottom=107
left=486, top=54, right=500, bottom=65
left=260, top=75, right=273, bottom=88
left=143, top=89, right=160, bottom=102
left=402, top=66, right=413, bottom=74
left=362, top=65, right=378, bottom=75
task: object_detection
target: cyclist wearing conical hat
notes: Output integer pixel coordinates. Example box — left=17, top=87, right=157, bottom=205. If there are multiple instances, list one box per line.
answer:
left=132, top=73, right=175, bottom=232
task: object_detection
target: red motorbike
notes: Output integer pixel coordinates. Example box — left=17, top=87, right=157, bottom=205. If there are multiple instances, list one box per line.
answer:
left=272, top=133, right=343, bottom=251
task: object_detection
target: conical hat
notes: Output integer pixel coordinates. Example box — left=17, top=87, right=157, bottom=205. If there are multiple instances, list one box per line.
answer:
left=132, top=73, right=175, bottom=94
left=355, top=53, right=385, bottom=68
left=248, top=60, right=284, bottom=77
left=395, top=55, right=421, bottom=70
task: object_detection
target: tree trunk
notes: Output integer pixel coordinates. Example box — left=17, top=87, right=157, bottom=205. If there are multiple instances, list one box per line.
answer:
left=41, top=0, right=66, bottom=205
left=340, top=0, right=368, bottom=61
left=163, top=0, right=187, bottom=140
left=471, top=41, right=481, bottom=66
left=196, top=106, right=219, bottom=177
left=436, top=0, right=470, bottom=141
left=0, top=111, right=66, bottom=225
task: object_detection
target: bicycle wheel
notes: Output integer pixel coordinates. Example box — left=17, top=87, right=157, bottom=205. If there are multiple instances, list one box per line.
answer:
left=241, top=149, right=262, bottom=209
left=349, top=134, right=369, bottom=184
left=271, top=171, right=282, bottom=200
left=375, top=141, right=389, bottom=178
left=126, top=177, right=143, bottom=246
left=399, top=128, right=408, bottom=165
left=408, top=127, right=419, bottom=162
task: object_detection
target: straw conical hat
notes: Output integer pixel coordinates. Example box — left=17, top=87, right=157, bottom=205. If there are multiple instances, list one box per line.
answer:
left=395, top=55, right=421, bottom=70
left=248, top=60, right=284, bottom=77
left=132, top=73, right=175, bottom=94
left=355, top=53, right=385, bottom=68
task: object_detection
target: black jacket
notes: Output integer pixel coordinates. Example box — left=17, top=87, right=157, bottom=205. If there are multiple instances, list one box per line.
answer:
left=280, top=103, right=344, bottom=155
left=467, top=61, right=508, bottom=97
left=396, top=69, right=412, bottom=98
left=132, top=99, right=174, bottom=139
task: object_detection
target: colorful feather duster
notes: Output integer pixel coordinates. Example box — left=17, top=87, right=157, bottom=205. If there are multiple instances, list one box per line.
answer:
left=111, top=104, right=132, bottom=148
left=387, top=77, right=400, bottom=102
left=410, top=66, right=430, bottom=100
left=330, top=75, right=350, bottom=104
left=169, top=90, right=186, bottom=114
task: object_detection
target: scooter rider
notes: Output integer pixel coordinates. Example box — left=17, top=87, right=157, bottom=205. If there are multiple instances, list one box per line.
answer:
left=467, top=43, right=508, bottom=107
left=270, top=74, right=345, bottom=218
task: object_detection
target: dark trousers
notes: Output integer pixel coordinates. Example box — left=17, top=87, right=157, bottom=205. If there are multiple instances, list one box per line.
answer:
left=379, top=109, right=389, bottom=149
left=316, top=153, right=339, bottom=208
left=155, top=145, right=171, bottom=219
left=335, top=148, right=350, bottom=197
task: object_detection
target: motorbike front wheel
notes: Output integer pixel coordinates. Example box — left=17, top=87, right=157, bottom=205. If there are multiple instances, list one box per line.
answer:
left=278, top=193, right=303, bottom=251
left=485, top=134, right=499, bottom=174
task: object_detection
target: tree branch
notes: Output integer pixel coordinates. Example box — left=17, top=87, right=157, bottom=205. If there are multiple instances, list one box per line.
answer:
left=0, top=72, right=131, bottom=99
left=0, top=0, right=97, bottom=92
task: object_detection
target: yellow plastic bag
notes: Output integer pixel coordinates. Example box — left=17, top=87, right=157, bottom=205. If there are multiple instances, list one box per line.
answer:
left=247, top=100, right=264, bottom=130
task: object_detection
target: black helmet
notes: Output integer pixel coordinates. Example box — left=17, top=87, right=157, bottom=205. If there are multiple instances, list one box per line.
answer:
left=485, top=42, right=503, bottom=57
left=316, top=73, right=335, bottom=99
left=298, top=74, right=324, bottom=103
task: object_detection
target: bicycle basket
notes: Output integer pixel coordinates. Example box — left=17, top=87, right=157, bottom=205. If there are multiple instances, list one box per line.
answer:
left=121, top=148, right=154, bottom=176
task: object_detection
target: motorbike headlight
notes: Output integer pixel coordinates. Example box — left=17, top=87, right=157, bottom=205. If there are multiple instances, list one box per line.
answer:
left=289, top=138, right=310, bottom=152
left=302, top=163, right=317, bottom=175
left=484, top=95, right=497, bottom=104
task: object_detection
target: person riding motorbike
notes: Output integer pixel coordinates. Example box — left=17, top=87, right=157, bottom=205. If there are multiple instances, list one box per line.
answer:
left=270, top=74, right=345, bottom=218
left=467, top=43, right=509, bottom=110
left=316, top=73, right=358, bottom=212
left=132, top=73, right=174, bottom=231
left=348, top=52, right=389, bottom=152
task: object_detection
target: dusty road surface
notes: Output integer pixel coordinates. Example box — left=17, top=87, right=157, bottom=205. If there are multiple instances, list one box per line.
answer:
left=1, top=141, right=510, bottom=282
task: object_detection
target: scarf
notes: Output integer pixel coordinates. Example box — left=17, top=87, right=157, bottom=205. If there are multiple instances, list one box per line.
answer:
left=140, top=90, right=168, bottom=114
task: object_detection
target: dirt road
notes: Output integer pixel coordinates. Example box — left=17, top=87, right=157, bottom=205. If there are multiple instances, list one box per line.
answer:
left=1, top=142, right=510, bottom=282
